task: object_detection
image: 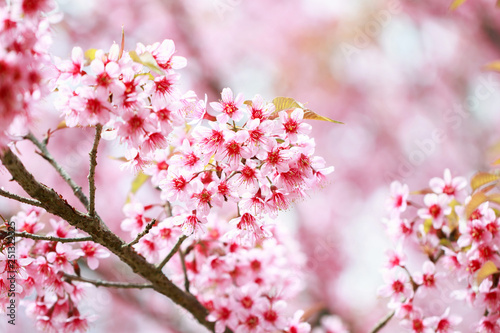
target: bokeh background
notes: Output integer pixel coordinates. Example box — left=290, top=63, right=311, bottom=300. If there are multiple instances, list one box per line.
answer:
left=3, top=0, right=500, bottom=332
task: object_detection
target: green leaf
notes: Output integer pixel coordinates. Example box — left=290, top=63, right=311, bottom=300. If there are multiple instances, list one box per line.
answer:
left=475, top=260, right=498, bottom=286
left=470, top=172, right=500, bottom=191
left=129, top=50, right=164, bottom=75
left=450, top=0, right=468, bottom=10
left=130, top=172, right=150, bottom=194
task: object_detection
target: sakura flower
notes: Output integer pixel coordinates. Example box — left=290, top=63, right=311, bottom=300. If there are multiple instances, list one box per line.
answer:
left=400, top=310, right=432, bottom=333
left=417, top=193, right=451, bottom=229
left=384, top=248, right=406, bottom=269
left=247, top=94, right=275, bottom=121
left=413, top=261, right=439, bottom=289
left=476, top=314, right=500, bottom=333
left=144, top=39, right=187, bottom=71
left=207, top=298, right=239, bottom=333
left=277, top=108, right=311, bottom=143
left=226, top=213, right=271, bottom=245
left=311, top=314, right=349, bottom=333
left=216, top=130, right=252, bottom=171
left=172, top=212, right=207, bottom=237
left=255, top=299, right=287, bottom=331
left=210, top=88, right=245, bottom=123
left=90, top=48, right=121, bottom=90
left=284, top=310, right=311, bottom=333
left=46, top=243, right=80, bottom=273
left=159, top=167, right=193, bottom=201
left=386, top=181, right=409, bottom=217
left=378, top=268, right=414, bottom=304
left=457, top=219, right=492, bottom=248
left=120, top=200, right=149, bottom=236
left=190, top=181, right=215, bottom=216
left=231, top=159, right=261, bottom=195
left=74, top=242, right=110, bottom=270
left=194, top=121, right=227, bottom=155
left=54, top=46, right=85, bottom=83
left=429, top=169, right=467, bottom=199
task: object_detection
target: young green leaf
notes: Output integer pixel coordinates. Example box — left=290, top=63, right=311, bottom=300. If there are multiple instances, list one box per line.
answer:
left=483, top=61, right=500, bottom=72
left=470, top=172, right=500, bottom=191
left=130, top=172, right=150, bottom=194
left=450, top=0, right=468, bottom=10
left=475, top=260, right=498, bottom=286
left=465, top=192, right=488, bottom=219
left=272, top=97, right=302, bottom=112
left=129, top=50, right=164, bottom=75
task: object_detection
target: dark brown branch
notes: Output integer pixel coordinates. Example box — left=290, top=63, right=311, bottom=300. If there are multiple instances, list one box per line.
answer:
left=88, top=124, right=102, bottom=217
left=369, top=310, right=395, bottom=333
left=63, top=273, right=153, bottom=289
left=0, top=148, right=218, bottom=332
left=15, top=231, right=93, bottom=243
left=124, top=218, right=157, bottom=248
left=0, top=188, right=44, bottom=208
left=157, top=235, right=188, bottom=271
left=24, top=132, right=90, bottom=209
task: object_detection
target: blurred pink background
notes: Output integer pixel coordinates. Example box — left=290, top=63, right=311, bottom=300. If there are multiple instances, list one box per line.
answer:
left=3, top=0, right=500, bottom=332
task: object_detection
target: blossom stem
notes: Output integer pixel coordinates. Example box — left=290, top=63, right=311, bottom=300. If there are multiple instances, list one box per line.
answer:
left=369, top=310, right=395, bottom=333
left=123, top=218, right=156, bottom=248
left=63, top=273, right=153, bottom=289
left=15, top=231, right=93, bottom=243
left=88, top=124, right=102, bottom=218
left=0, top=188, right=44, bottom=208
left=24, top=132, right=90, bottom=210
left=157, top=235, right=188, bottom=271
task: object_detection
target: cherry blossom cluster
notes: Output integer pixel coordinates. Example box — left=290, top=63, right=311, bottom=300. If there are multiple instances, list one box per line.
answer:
left=135, top=91, right=333, bottom=245
left=379, top=169, right=500, bottom=332
left=52, top=35, right=193, bottom=169
left=0, top=206, right=110, bottom=332
left=0, top=0, right=55, bottom=146
left=122, top=203, right=314, bottom=333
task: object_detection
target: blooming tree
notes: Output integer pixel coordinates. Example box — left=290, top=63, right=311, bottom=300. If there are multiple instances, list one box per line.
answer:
left=0, top=1, right=342, bottom=332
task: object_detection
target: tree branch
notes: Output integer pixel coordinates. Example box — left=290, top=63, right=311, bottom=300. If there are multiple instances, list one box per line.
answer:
left=0, top=188, right=45, bottom=208
left=88, top=124, right=102, bottom=217
left=0, top=148, right=220, bottom=332
left=63, top=273, right=154, bottom=289
left=15, top=231, right=93, bottom=243
left=369, top=310, right=395, bottom=333
left=24, top=132, right=90, bottom=209
left=157, top=235, right=188, bottom=271
left=179, top=247, right=190, bottom=293
left=123, top=218, right=157, bottom=248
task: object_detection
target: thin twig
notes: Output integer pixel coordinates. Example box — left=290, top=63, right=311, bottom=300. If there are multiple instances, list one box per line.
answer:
left=15, top=231, right=93, bottom=243
left=165, top=201, right=172, bottom=217
left=0, top=188, right=45, bottom=208
left=179, top=248, right=190, bottom=293
left=123, top=219, right=157, bottom=248
left=24, top=132, right=90, bottom=209
left=88, top=124, right=102, bottom=218
left=157, top=235, right=188, bottom=271
left=370, top=310, right=395, bottom=333
left=63, top=273, right=154, bottom=289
